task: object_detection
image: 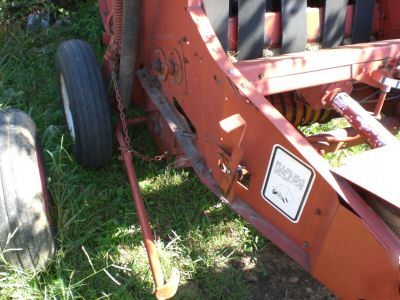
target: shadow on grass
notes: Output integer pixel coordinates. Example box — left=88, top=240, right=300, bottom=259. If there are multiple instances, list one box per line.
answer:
left=89, top=162, right=335, bottom=300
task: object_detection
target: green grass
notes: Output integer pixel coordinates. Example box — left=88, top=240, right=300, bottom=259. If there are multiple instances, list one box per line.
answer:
left=0, top=2, right=269, bottom=299
left=299, top=118, right=371, bottom=167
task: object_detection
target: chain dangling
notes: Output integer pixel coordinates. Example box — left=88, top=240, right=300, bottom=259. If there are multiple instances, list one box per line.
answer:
left=109, top=41, right=168, bottom=162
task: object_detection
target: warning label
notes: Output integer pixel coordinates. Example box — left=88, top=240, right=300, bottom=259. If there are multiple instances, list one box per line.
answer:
left=261, top=145, right=315, bottom=223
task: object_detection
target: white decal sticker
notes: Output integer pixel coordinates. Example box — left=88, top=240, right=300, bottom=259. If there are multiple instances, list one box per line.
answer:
left=261, top=145, right=315, bottom=223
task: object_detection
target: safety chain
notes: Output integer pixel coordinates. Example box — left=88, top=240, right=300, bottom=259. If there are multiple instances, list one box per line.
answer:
left=109, top=41, right=167, bottom=162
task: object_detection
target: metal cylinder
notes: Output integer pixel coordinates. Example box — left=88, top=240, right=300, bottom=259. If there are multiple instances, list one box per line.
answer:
left=119, top=0, right=142, bottom=108
left=328, top=92, right=399, bottom=148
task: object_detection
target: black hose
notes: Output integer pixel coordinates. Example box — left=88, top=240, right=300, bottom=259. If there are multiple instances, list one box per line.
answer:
left=119, top=0, right=141, bottom=108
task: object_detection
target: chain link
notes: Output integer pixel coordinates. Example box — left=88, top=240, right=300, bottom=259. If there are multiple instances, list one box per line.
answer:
left=110, top=41, right=167, bottom=162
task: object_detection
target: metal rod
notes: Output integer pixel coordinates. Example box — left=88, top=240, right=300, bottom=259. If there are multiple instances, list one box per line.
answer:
left=373, top=87, right=389, bottom=118
left=306, top=130, right=360, bottom=144
left=115, top=118, right=165, bottom=288
left=307, top=117, right=400, bottom=153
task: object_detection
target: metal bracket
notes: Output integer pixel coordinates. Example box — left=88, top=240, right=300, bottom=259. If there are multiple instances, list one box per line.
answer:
left=371, top=68, right=400, bottom=90
left=218, top=114, right=247, bottom=201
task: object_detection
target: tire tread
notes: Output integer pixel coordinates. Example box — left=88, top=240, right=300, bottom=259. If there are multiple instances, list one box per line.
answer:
left=0, top=108, right=55, bottom=270
left=56, top=39, right=113, bottom=168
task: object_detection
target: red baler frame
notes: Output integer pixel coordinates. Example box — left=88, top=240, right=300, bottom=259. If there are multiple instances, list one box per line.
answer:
left=99, top=0, right=400, bottom=298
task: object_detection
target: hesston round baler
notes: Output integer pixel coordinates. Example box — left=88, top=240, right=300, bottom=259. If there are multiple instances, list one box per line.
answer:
left=8, top=0, right=400, bottom=298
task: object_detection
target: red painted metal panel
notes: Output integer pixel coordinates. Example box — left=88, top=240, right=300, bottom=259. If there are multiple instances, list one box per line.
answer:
left=313, top=204, right=399, bottom=299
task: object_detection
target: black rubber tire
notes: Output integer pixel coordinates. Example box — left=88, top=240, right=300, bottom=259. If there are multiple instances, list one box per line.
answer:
left=56, top=39, right=113, bottom=169
left=0, top=108, right=55, bottom=270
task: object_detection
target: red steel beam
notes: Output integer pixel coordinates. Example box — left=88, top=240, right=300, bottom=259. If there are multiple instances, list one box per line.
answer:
left=236, top=40, right=400, bottom=95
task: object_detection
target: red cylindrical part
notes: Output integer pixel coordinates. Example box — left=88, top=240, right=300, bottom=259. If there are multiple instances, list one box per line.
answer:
left=328, top=92, right=399, bottom=148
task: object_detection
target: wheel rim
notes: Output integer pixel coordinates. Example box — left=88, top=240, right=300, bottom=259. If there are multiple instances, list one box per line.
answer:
left=60, top=74, right=76, bottom=140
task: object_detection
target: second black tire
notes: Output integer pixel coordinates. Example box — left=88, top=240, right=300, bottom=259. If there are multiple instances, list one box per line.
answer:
left=0, top=108, right=55, bottom=270
left=56, top=39, right=113, bottom=169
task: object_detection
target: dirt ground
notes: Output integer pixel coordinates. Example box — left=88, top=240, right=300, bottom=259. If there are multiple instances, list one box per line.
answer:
left=176, top=240, right=337, bottom=300
left=243, top=244, right=337, bottom=300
